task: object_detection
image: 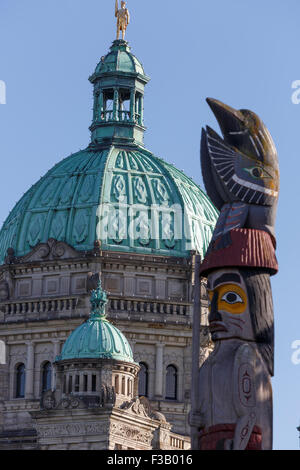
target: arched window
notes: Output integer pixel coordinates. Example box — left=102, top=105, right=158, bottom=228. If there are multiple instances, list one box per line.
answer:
left=42, top=362, right=52, bottom=393
left=138, top=362, right=148, bottom=397
left=92, top=375, right=97, bottom=392
left=165, top=365, right=177, bottom=400
left=83, top=375, right=88, bottom=392
left=16, top=364, right=26, bottom=398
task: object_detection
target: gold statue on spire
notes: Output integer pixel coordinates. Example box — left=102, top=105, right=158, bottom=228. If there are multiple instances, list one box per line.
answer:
left=115, top=0, right=130, bottom=40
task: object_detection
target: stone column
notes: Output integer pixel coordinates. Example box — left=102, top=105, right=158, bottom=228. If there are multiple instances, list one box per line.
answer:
left=0, top=340, right=6, bottom=365
left=0, top=342, right=8, bottom=401
left=51, top=340, right=60, bottom=391
left=155, top=343, right=165, bottom=398
left=135, top=96, right=139, bottom=119
left=113, top=88, right=119, bottom=121
left=130, top=89, right=135, bottom=122
left=25, top=341, right=35, bottom=400
left=87, top=374, right=92, bottom=393
left=77, top=373, right=82, bottom=392
left=93, top=92, right=99, bottom=121
left=139, top=95, right=144, bottom=126
left=137, top=95, right=142, bottom=125
left=98, top=91, right=104, bottom=121
left=183, top=343, right=192, bottom=402
left=155, top=274, right=166, bottom=299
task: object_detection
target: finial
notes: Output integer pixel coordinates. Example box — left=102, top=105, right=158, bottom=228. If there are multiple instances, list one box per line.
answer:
left=90, top=279, right=108, bottom=318
left=115, top=0, right=130, bottom=40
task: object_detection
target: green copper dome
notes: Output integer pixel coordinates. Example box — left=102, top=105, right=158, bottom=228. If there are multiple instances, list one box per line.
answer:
left=93, top=40, right=145, bottom=76
left=56, top=281, right=134, bottom=363
left=0, top=147, right=218, bottom=263
left=0, top=40, right=218, bottom=264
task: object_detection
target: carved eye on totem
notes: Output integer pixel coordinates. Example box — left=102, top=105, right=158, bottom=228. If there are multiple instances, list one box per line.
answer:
left=243, top=166, right=272, bottom=179
left=221, top=291, right=243, bottom=304
left=219, top=284, right=247, bottom=314
left=208, top=283, right=248, bottom=315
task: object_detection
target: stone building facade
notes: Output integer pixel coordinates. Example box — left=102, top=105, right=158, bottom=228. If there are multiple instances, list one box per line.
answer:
left=27, top=283, right=191, bottom=451
left=0, top=39, right=217, bottom=449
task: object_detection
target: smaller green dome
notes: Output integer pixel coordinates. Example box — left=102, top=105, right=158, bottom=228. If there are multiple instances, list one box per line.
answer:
left=94, top=39, right=145, bottom=76
left=56, top=282, right=134, bottom=363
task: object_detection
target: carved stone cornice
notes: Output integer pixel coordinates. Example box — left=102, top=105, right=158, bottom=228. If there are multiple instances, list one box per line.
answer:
left=1, top=238, right=192, bottom=271
left=40, top=387, right=116, bottom=412
left=4, top=239, right=89, bottom=265
left=36, top=421, right=110, bottom=439
left=119, top=397, right=149, bottom=418
left=119, top=396, right=170, bottom=425
left=110, top=421, right=153, bottom=445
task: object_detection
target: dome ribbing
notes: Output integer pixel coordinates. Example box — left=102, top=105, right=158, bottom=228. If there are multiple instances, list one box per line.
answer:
left=0, top=147, right=218, bottom=263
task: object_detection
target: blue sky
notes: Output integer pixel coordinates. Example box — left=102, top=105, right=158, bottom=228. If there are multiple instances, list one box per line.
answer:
left=0, top=0, right=299, bottom=450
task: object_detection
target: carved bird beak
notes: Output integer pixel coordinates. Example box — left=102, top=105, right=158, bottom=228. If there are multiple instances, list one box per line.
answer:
left=206, top=98, right=246, bottom=142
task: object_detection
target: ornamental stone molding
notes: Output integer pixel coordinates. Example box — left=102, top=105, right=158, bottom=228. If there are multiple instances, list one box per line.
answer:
left=119, top=396, right=169, bottom=425
left=110, top=422, right=152, bottom=445
left=119, top=397, right=149, bottom=418
left=5, top=239, right=83, bottom=265
left=40, top=387, right=116, bottom=411
left=37, top=421, right=110, bottom=439
left=0, top=280, right=9, bottom=302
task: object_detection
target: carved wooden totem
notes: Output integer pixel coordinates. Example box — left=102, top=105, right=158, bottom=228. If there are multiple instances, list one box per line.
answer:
left=192, top=98, right=279, bottom=450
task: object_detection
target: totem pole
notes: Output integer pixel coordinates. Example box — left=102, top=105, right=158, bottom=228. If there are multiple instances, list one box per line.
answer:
left=191, top=98, right=279, bottom=450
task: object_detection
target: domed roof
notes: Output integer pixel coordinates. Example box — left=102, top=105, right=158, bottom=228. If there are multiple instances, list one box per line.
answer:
left=93, top=40, right=145, bottom=76
left=0, top=38, right=218, bottom=265
left=57, top=281, right=134, bottom=363
left=0, top=146, right=218, bottom=264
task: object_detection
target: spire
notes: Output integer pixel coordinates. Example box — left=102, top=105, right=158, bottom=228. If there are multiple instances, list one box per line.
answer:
left=90, top=280, right=108, bottom=319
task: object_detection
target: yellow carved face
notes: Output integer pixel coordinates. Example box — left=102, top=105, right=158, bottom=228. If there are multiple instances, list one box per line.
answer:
left=207, top=269, right=255, bottom=341
left=208, top=283, right=247, bottom=315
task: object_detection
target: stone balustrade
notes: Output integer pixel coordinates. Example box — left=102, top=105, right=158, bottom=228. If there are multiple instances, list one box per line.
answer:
left=108, top=297, right=191, bottom=317
left=0, top=295, right=191, bottom=323
left=169, top=433, right=190, bottom=450
left=0, top=296, right=79, bottom=317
